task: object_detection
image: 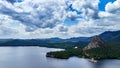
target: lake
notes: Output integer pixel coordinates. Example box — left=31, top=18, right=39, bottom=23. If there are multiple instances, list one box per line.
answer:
left=0, top=46, right=119, bottom=68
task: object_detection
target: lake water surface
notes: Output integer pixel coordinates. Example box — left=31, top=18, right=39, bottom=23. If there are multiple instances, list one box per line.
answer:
left=0, top=46, right=119, bottom=68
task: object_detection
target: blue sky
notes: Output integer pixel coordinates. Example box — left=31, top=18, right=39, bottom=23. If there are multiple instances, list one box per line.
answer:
left=0, top=0, right=119, bottom=39
left=65, top=0, right=116, bottom=26
left=99, top=0, right=116, bottom=11
left=17, top=0, right=23, bottom=2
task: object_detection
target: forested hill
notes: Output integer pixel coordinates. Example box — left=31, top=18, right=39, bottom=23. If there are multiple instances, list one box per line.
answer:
left=46, top=35, right=120, bottom=59
left=0, top=30, right=119, bottom=49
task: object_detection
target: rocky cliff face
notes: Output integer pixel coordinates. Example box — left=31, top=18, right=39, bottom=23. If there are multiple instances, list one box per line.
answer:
left=83, top=36, right=106, bottom=50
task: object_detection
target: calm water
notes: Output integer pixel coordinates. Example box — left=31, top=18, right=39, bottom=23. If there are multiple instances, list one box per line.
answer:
left=0, top=46, right=119, bottom=68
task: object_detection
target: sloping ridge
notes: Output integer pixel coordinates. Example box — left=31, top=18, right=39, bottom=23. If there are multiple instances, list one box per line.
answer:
left=83, top=35, right=106, bottom=50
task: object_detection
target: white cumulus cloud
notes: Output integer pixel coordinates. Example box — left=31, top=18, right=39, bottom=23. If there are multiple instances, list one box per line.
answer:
left=0, top=0, right=67, bottom=32
left=0, top=0, right=120, bottom=39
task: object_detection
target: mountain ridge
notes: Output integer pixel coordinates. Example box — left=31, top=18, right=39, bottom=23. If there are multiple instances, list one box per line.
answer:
left=0, top=30, right=119, bottom=48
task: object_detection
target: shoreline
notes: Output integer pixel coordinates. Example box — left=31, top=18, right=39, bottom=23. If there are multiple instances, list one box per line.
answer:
left=46, top=55, right=120, bottom=60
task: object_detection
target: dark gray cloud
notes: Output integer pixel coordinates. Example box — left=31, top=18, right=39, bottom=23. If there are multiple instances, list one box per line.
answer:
left=58, top=26, right=68, bottom=32
left=66, top=11, right=78, bottom=20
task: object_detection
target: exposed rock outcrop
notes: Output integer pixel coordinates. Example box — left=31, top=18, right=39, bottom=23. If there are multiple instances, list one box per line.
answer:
left=83, top=35, right=106, bottom=50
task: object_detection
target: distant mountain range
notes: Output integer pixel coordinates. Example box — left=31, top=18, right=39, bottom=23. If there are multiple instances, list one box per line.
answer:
left=48, top=30, right=120, bottom=43
left=100, top=30, right=120, bottom=41
left=65, top=30, right=120, bottom=43
left=0, top=30, right=120, bottom=47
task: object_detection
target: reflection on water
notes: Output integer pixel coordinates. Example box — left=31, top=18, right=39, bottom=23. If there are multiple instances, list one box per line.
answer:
left=0, top=47, right=119, bottom=68
left=95, top=60, right=120, bottom=68
left=47, top=57, right=94, bottom=68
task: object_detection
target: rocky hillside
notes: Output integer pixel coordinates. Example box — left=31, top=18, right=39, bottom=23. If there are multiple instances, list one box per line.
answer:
left=83, top=36, right=106, bottom=50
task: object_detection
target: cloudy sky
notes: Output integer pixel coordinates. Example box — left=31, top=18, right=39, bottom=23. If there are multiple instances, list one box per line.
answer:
left=0, top=0, right=119, bottom=39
